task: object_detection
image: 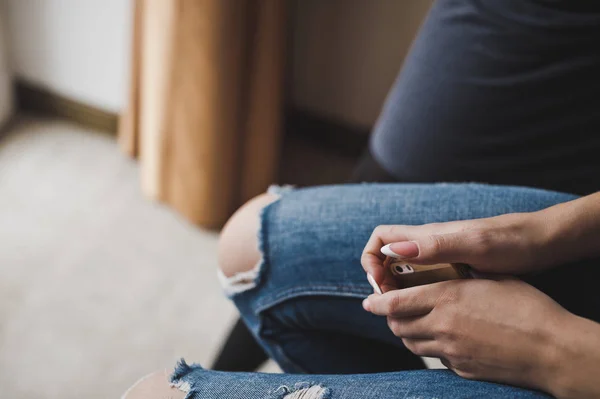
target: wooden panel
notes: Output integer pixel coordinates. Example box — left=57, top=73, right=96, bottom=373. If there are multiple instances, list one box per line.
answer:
left=164, top=0, right=248, bottom=228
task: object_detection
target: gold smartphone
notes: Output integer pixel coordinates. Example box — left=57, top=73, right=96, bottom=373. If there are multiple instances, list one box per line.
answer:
left=384, top=257, right=472, bottom=289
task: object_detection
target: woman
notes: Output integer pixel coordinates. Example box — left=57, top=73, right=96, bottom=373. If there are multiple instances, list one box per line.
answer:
left=125, top=188, right=600, bottom=398
left=124, top=0, right=600, bottom=397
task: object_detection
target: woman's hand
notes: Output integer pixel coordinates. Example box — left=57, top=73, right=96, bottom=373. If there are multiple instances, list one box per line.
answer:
left=362, top=278, right=569, bottom=396
left=361, top=212, right=557, bottom=292
left=363, top=190, right=600, bottom=290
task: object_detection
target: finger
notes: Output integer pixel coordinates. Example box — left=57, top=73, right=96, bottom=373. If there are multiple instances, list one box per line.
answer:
left=362, top=222, right=472, bottom=288
left=363, top=282, right=450, bottom=317
left=362, top=224, right=443, bottom=284
left=385, top=229, right=483, bottom=265
left=367, top=273, right=383, bottom=295
left=361, top=252, right=387, bottom=284
left=402, top=338, right=442, bottom=358
left=361, top=225, right=409, bottom=278
left=387, top=315, right=434, bottom=339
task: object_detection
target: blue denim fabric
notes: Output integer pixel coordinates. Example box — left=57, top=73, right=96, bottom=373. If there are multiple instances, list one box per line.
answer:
left=176, top=183, right=585, bottom=398
left=171, top=359, right=551, bottom=398
left=232, top=184, right=582, bottom=373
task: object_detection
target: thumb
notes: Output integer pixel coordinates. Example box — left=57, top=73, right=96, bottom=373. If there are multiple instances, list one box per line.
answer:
left=382, top=232, right=470, bottom=265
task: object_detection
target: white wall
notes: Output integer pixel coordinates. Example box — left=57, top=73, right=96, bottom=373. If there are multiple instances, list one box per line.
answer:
left=5, top=0, right=132, bottom=113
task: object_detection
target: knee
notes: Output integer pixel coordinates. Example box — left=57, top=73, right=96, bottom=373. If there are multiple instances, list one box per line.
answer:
left=218, top=193, right=278, bottom=279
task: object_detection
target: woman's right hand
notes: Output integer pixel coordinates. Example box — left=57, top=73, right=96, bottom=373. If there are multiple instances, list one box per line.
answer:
left=361, top=211, right=557, bottom=293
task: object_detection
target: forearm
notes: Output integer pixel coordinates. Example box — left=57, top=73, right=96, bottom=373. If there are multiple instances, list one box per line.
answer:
left=546, top=314, right=600, bottom=399
left=536, top=192, right=600, bottom=264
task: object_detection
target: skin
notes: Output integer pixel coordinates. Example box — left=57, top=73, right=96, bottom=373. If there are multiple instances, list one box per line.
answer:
left=218, top=193, right=278, bottom=278
left=362, top=192, right=600, bottom=398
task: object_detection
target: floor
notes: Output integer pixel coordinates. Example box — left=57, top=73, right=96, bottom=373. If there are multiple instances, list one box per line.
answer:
left=0, top=117, right=255, bottom=398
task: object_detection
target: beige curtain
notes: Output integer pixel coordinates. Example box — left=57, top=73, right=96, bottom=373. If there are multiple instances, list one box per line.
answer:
left=119, top=0, right=286, bottom=229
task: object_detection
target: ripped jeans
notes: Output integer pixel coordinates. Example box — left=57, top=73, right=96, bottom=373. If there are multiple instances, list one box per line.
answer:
left=172, top=183, right=600, bottom=398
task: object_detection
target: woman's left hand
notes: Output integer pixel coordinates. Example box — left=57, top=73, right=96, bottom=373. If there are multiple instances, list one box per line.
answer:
left=362, top=278, right=568, bottom=394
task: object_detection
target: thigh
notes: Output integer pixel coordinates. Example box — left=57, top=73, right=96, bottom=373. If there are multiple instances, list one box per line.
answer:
left=232, top=183, right=580, bottom=363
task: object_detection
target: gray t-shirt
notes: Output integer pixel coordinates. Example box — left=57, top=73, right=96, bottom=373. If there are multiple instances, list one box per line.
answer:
left=370, top=0, right=600, bottom=195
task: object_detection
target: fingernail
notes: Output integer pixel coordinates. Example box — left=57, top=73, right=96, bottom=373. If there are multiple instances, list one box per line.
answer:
left=381, top=242, right=419, bottom=259
left=362, top=298, right=371, bottom=311
left=367, top=273, right=383, bottom=295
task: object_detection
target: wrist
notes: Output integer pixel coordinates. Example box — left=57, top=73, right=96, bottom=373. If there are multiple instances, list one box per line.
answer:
left=528, top=206, right=576, bottom=267
left=542, top=313, right=600, bottom=399
left=514, top=210, right=561, bottom=270
left=536, top=310, right=573, bottom=398
left=533, top=196, right=600, bottom=264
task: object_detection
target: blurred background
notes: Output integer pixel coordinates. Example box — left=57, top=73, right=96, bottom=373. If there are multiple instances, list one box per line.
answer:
left=0, top=0, right=431, bottom=397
